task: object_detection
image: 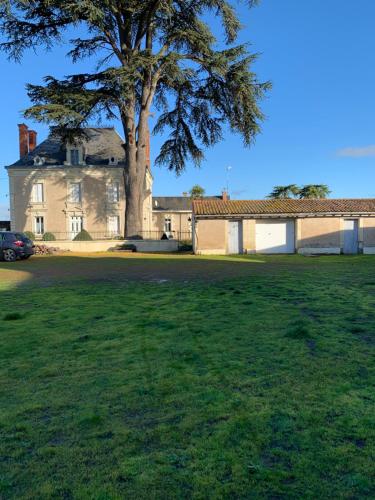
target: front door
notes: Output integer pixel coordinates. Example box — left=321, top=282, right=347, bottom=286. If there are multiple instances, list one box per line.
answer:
left=343, top=219, right=358, bottom=254
left=70, top=216, right=83, bottom=239
left=228, top=221, right=243, bottom=254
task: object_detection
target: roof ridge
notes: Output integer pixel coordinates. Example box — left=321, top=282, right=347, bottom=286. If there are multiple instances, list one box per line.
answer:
left=194, top=198, right=375, bottom=202
left=193, top=198, right=375, bottom=216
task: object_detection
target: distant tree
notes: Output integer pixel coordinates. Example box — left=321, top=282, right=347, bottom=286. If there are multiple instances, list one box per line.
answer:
left=0, top=0, right=271, bottom=238
left=267, top=184, right=300, bottom=199
left=190, top=185, right=206, bottom=199
left=299, top=184, right=331, bottom=199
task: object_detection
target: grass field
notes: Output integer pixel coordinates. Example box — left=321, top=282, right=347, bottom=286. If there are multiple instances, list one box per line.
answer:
left=0, top=253, right=374, bottom=499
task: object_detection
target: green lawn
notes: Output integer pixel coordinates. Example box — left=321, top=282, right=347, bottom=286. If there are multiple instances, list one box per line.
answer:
left=0, top=254, right=374, bottom=499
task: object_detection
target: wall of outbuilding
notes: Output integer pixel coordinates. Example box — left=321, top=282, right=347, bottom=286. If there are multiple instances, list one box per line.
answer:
left=193, top=219, right=227, bottom=254
left=193, top=215, right=375, bottom=255
left=362, top=218, right=375, bottom=248
left=297, top=217, right=342, bottom=253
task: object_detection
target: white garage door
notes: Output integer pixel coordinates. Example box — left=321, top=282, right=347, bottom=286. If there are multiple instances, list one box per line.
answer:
left=256, top=220, right=295, bottom=254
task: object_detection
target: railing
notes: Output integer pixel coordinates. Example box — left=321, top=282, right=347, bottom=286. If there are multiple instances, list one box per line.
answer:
left=32, top=230, right=192, bottom=242
left=138, top=230, right=192, bottom=242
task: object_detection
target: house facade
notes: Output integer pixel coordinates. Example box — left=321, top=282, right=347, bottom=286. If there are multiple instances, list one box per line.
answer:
left=192, top=199, right=375, bottom=255
left=151, top=195, right=226, bottom=240
left=6, top=125, right=152, bottom=239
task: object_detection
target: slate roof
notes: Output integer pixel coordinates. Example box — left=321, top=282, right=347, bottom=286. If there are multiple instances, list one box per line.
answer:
left=193, top=199, right=375, bottom=216
left=7, top=127, right=126, bottom=168
left=153, top=196, right=223, bottom=211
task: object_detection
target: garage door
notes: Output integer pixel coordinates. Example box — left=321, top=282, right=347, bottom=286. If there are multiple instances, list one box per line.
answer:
left=256, top=220, right=295, bottom=254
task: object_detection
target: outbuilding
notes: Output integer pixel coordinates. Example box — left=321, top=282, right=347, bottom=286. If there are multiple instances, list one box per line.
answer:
left=192, top=198, right=375, bottom=255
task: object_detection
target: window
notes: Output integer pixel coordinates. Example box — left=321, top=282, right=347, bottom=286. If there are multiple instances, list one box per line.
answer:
left=32, top=183, right=44, bottom=203
left=70, top=216, right=83, bottom=239
left=69, top=183, right=81, bottom=203
left=108, top=216, right=120, bottom=235
left=33, top=156, right=45, bottom=166
left=164, top=217, right=172, bottom=232
left=108, top=182, right=120, bottom=203
left=34, top=216, right=44, bottom=235
left=70, top=149, right=80, bottom=165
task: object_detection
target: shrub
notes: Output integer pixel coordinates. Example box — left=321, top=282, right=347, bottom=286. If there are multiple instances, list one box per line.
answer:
left=73, top=229, right=93, bottom=241
left=120, top=244, right=137, bottom=252
left=42, top=232, right=56, bottom=241
left=179, top=240, right=193, bottom=252
left=24, top=231, right=35, bottom=241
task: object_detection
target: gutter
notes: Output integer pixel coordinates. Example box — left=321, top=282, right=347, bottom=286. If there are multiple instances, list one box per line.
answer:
left=193, top=212, right=375, bottom=219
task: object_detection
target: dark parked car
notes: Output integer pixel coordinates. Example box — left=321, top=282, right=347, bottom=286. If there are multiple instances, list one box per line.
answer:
left=0, top=232, right=34, bottom=262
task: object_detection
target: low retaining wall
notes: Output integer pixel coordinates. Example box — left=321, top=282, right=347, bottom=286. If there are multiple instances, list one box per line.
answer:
left=298, top=247, right=341, bottom=255
left=195, top=248, right=226, bottom=255
left=42, top=239, right=179, bottom=253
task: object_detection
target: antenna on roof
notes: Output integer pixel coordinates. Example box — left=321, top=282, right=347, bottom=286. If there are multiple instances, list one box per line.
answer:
left=226, top=165, right=232, bottom=195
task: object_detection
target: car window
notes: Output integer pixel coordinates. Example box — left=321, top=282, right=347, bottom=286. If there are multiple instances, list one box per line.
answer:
left=14, top=233, right=25, bottom=240
left=4, top=233, right=15, bottom=241
left=0, top=233, right=4, bottom=241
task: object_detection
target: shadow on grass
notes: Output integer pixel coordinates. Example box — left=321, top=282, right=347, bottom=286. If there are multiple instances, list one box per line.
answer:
left=0, top=252, right=269, bottom=288
left=0, top=253, right=374, bottom=498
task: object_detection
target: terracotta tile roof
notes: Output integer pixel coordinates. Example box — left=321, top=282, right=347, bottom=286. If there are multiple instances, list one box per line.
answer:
left=193, top=199, right=375, bottom=216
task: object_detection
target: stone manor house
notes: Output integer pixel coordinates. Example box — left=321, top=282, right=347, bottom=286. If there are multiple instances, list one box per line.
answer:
left=6, top=124, right=200, bottom=240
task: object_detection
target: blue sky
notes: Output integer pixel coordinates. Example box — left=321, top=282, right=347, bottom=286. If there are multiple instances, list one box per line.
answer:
left=1, top=0, right=375, bottom=219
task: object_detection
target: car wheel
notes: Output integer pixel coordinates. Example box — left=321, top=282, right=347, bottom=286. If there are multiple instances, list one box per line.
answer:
left=3, top=249, right=17, bottom=262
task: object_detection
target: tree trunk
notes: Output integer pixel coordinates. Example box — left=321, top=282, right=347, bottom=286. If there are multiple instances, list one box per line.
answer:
left=124, top=167, right=145, bottom=238
left=123, top=118, right=148, bottom=239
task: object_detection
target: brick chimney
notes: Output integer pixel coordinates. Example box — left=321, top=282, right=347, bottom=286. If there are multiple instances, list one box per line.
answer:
left=222, top=190, right=228, bottom=201
left=28, top=130, right=37, bottom=153
left=18, top=123, right=29, bottom=158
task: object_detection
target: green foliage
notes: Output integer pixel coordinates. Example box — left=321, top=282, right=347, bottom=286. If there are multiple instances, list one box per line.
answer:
left=42, top=232, right=56, bottom=241
left=268, top=184, right=331, bottom=199
left=189, top=184, right=206, bottom=199
left=178, top=240, right=193, bottom=251
left=299, top=184, right=331, bottom=199
left=73, top=229, right=93, bottom=241
left=0, top=0, right=270, bottom=174
left=267, top=184, right=300, bottom=199
left=0, top=254, right=374, bottom=497
left=24, top=231, right=35, bottom=240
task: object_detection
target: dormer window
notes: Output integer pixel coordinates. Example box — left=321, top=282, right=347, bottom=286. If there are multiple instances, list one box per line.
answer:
left=33, top=155, right=45, bottom=166
left=108, top=157, right=118, bottom=165
left=65, top=145, right=84, bottom=165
